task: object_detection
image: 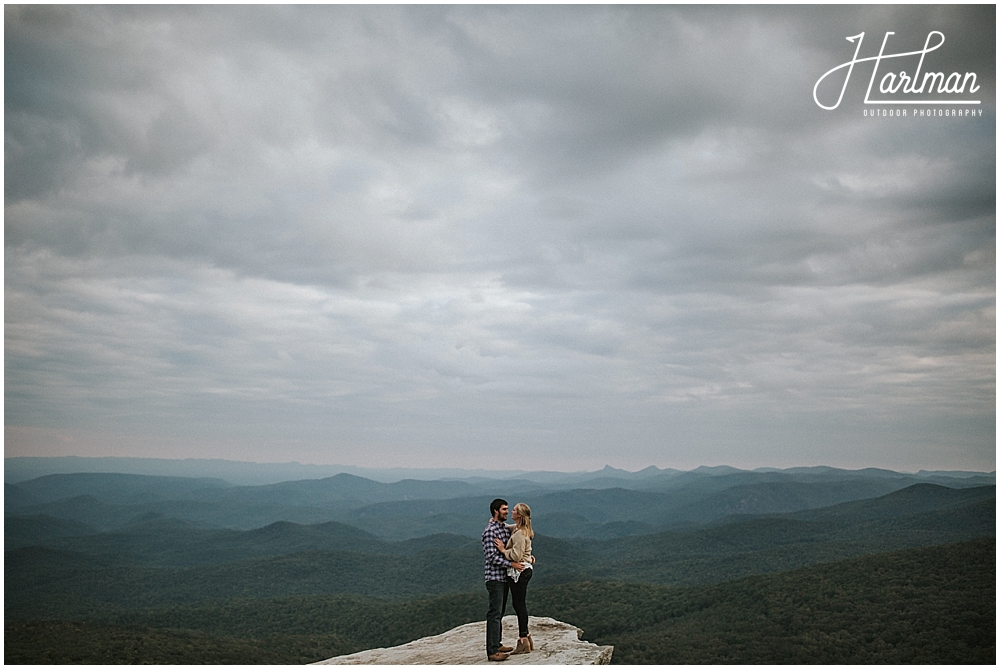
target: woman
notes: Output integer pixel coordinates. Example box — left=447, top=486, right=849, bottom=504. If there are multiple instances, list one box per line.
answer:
left=493, top=502, right=534, bottom=654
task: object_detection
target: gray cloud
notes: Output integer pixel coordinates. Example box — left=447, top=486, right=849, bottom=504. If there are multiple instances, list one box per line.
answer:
left=5, top=5, right=994, bottom=471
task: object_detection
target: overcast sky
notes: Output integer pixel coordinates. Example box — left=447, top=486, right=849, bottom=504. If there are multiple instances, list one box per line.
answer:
left=5, top=5, right=995, bottom=472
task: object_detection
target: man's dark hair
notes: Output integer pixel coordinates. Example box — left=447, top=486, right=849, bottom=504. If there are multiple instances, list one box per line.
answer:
left=490, top=498, right=508, bottom=517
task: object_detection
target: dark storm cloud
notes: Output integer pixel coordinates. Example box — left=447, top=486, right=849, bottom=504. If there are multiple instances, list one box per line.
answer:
left=5, top=5, right=994, bottom=470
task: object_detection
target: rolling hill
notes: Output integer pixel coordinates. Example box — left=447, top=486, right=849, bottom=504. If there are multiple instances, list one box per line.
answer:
left=8, top=466, right=992, bottom=538
left=6, top=483, right=993, bottom=621
left=6, top=462, right=994, bottom=665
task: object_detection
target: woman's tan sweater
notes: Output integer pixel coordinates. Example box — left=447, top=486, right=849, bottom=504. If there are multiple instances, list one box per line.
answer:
left=501, top=527, right=532, bottom=564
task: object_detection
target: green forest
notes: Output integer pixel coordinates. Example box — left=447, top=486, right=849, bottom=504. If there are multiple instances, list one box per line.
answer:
left=5, top=468, right=995, bottom=664
left=6, top=540, right=994, bottom=664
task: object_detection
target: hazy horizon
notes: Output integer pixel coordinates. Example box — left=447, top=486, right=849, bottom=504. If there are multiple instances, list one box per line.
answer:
left=5, top=6, right=995, bottom=473
left=6, top=453, right=995, bottom=483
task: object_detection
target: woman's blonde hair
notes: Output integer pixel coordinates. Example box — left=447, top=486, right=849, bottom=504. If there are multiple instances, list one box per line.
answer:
left=513, top=502, right=534, bottom=539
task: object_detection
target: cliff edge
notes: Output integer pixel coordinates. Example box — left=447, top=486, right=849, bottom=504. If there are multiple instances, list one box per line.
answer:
left=313, top=615, right=613, bottom=665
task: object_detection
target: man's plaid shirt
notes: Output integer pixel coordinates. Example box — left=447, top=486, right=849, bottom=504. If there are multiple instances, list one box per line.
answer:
left=482, top=519, right=512, bottom=582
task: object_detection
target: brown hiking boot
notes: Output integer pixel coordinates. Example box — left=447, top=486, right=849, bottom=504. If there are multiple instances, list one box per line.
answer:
left=498, top=645, right=514, bottom=653
left=510, top=638, right=529, bottom=655
left=488, top=652, right=509, bottom=661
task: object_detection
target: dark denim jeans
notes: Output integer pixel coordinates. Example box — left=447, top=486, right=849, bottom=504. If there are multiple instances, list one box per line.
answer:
left=507, top=568, right=532, bottom=638
left=485, top=579, right=506, bottom=656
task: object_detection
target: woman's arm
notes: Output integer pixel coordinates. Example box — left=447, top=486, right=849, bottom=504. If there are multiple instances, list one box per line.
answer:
left=500, top=531, right=528, bottom=562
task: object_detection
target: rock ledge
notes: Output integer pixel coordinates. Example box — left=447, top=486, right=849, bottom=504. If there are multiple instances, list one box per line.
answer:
left=313, top=615, right=613, bottom=665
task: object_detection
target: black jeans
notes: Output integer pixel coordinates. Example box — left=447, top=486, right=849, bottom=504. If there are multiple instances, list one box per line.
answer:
left=485, top=580, right=506, bottom=656
left=506, top=567, right=532, bottom=638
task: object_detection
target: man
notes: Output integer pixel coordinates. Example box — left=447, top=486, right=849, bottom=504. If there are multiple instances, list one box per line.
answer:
left=483, top=498, right=525, bottom=661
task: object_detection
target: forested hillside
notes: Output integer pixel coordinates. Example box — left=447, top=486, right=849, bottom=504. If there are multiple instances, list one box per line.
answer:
left=6, top=540, right=993, bottom=664
left=5, top=465, right=994, bottom=664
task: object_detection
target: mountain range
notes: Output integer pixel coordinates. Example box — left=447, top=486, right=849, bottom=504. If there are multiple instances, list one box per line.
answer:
left=7, top=463, right=993, bottom=539
left=5, top=459, right=993, bottom=664
left=6, top=475, right=994, bottom=617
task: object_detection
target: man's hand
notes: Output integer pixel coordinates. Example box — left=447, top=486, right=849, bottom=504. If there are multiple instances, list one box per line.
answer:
left=511, top=561, right=526, bottom=571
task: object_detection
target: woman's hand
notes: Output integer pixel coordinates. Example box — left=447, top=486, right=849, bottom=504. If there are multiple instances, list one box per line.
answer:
left=493, top=538, right=505, bottom=552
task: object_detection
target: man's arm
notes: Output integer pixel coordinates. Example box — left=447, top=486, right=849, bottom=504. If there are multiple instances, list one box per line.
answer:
left=484, top=524, right=512, bottom=568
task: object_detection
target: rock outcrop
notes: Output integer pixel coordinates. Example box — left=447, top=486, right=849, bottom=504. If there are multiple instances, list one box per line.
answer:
left=313, top=615, right=613, bottom=665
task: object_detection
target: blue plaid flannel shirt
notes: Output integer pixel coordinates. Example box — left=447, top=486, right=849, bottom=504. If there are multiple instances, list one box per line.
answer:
left=482, top=519, right=512, bottom=582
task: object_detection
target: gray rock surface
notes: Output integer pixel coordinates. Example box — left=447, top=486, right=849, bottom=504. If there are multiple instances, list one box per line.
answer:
left=313, top=615, right=613, bottom=665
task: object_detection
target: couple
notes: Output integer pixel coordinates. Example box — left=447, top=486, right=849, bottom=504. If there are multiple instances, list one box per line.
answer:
left=482, top=498, right=535, bottom=662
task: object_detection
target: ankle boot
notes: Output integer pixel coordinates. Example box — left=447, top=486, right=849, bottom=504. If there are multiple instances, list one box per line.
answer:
left=510, top=638, right=529, bottom=655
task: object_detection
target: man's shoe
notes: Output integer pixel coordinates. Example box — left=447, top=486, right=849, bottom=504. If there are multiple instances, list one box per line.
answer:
left=498, top=645, right=514, bottom=653
left=488, top=652, right=509, bottom=661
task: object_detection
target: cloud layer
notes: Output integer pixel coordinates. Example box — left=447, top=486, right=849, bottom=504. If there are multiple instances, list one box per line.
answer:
left=5, top=5, right=995, bottom=471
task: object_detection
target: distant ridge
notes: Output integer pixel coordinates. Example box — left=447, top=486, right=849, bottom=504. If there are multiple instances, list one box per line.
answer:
left=5, top=456, right=993, bottom=487
left=4, top=456, right=591, bottom=486
left=917, top=469, right=997, bottom=478
left=691, top=465, right=744, bottom=475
